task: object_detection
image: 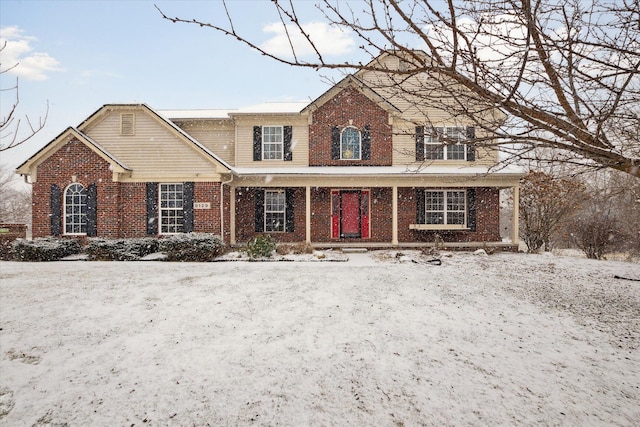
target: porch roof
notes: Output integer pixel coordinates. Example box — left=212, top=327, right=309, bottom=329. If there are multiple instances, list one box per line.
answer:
left=231, top=164, right=525, bottom=177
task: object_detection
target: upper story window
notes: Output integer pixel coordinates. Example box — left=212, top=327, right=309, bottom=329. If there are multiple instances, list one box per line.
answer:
left=341, top=127, right=361, bottom=160
left=425, top=127, right=467, bottom=160
left=416, top=126, right=475, bottom=162
left=120, top=113, right=135, bottom=136
left=159, top=183, right=184, bottom=234
left=253, top=125, right=292, bottom=161
left=64, top=183, right=87, bottom=234
left=262, top=126, right=283, bottom=160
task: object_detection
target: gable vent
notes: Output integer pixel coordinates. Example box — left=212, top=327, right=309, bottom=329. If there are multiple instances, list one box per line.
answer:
left=120, top=113, right=135, bottom=136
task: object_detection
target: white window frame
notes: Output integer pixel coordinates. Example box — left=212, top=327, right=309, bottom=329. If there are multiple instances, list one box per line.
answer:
left=159, top=183, right=184, bottom=234
left=264, top=190, right=286, bottom=232
left=262, top=125, right=284, bottom=160
left=425, top=189, right=467, bottom=227
left=425, top=127, right=467, bottom=161
left=340, top=127, right=361, bottom=160
left=64, top=183, right=87, bottom=235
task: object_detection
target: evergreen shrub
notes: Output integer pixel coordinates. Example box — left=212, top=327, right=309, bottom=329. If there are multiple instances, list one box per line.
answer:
left=86, top=237, right=159, bottom=261
left=244, top=235, right=276, bottom=258
left=12, top=238, right=81, bottom=262
left=158, top=233, right=225, bottom=261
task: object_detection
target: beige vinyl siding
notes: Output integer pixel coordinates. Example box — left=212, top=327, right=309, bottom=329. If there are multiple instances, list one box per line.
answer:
left=393, top=119, right=497, bottom=167
left=172, top=119, right=235, bottom=165
left=234, top=115, right=309, bottom=167
left=85, top=109, right=221, bottom=179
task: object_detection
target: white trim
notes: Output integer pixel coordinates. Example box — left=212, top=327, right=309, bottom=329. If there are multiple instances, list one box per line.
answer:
left=63, top=183, right=87, bottom=235
left=159, top=183, right=184, bottom=235
left=262, top=125, right=284, bottom=161
left=340, top=126, right=362, bottom=160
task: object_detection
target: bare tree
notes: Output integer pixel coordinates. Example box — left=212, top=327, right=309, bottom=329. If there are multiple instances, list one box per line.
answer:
left=519, top=170, right=585, bottom=252
left=0, top=41, right=49, bottom=151
left=0, top=163, right=31, bottom=224
left=157, top=0, right=640, bottom=178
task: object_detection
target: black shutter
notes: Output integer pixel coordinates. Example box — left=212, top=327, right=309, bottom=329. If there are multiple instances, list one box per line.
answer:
left=331, top=126, right=340, bottom=160
left=283, top=126, right=293, bottom=161
left=146, top=182, right=158, bottom=235
left=86, top=183, right=98, bottom=237
left=361, top=125, right=371, bottom=160
left=50, top=184, right=62, bottom=236
left=466, top=126, right=476, bottom=161
left=467, top=188, right=477, bottom=231
left=416, top=126, right=425, bottom=161
left=416, top=189, right=426, bottom=224
left=183, top=182, right=194, bottom=233
left=285, top=189, right=295, bottom=233
left=254, top=190, right=265, bottom=232
left=253, top=126, right=262, bottom=161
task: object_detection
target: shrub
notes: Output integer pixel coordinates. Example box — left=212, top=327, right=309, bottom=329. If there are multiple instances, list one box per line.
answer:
left=244, top=235, right=276, bottom=258
left=275, top=242, right=313, bottom=255
left=158, top=233, right=225, bottom=262
left=86, top=237, right=159, bottom=261
left=12, top=238, right=81, bottom=262
left=569, top=212, right=621, bottom=260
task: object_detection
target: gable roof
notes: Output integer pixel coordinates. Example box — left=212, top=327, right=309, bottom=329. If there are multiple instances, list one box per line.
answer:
left=301, top=74, right=401, bottom=115
left=16, top=127, right=131, bottom=178
left=79, top=104, right=233, bottom=172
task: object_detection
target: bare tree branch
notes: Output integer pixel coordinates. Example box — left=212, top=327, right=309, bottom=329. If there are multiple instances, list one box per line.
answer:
left=0, top=41, right=49, bottom=152
left=156, top=0, right=640, bottom=178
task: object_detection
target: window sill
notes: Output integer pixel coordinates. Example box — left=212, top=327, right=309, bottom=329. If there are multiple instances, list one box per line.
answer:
left=409, top=224, right=469, bottom=231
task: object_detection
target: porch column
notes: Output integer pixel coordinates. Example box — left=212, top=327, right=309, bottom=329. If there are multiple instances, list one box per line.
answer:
left=511, top=186, right=519, bottom=245
left=392, top=186, right=399, bottom=246
left=230, top=186, right=236, bottom=245
left=306, top=186, right=311, bottom=244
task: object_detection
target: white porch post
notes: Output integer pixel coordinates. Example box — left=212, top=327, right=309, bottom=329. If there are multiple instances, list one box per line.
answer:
left=511, top=186, right=520, bottom=245
left=392, top=186, right=399, bottom=246
left=306, top=186, right=311, bottom=244
left=230, top=186, right=236, bottom=245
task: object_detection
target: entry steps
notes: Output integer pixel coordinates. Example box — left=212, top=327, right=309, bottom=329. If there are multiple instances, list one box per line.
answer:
left=341, top=248, right=368, bottom=254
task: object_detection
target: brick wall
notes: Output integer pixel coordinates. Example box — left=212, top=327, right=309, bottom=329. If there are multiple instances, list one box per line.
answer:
left=32, top=139, right=116, bottom=238
left=310, top=187, right=393, bottom=243
left=234, top=187, right=306, bottom=244
left=309, top=87, right=393, bottom=166
left=397, top=187, right=501, bottom=243
left=32, top=138, right=225, bottom=239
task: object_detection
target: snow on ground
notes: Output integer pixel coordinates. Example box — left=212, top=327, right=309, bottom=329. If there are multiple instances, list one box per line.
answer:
left=0, top=251, right=638, bottom=426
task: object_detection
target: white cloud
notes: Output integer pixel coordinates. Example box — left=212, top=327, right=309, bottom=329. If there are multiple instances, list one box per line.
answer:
left=260, top=21, right=355, bottom=58
left=0, top=26, right=62, bottom=81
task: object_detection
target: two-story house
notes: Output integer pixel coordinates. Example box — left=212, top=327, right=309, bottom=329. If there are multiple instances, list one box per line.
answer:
left=16, top=52, right=524, bottom=250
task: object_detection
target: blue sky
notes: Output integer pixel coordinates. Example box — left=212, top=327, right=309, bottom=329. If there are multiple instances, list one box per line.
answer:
left=1, top=0, right=363, bottom=168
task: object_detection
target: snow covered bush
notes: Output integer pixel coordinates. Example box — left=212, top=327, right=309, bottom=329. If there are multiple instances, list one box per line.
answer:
left=12, top=238, right=81, bottom=262
left=158, top=233, right=225, bottom=262
left=244, top=235, right=276, bottom=258
left=86, top=238, right=159, bottom=261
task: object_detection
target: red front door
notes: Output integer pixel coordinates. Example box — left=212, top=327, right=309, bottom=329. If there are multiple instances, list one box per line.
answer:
left=341, top=191, right=361, bottom=238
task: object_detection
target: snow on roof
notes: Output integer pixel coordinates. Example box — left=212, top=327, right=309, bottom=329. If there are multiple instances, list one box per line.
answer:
left=231, top=164, right=526, bottom=176
left=159, top=109, right=237, bottom=119
left=233, top=101, right=309, bottom=114
left=159, top=102, right=309, bottom=119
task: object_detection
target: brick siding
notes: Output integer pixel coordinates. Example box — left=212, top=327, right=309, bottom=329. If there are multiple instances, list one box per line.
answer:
left=31, top=138, right=224, bottom=240
left=309, top=87, right=393, bottom=166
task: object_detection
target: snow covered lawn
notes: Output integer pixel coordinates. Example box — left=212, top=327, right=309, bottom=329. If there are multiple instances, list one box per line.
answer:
left=1, top=251, right=638, bottom=426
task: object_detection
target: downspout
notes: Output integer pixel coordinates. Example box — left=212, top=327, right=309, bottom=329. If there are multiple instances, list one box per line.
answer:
left=220, top=173, right=234, bottom=244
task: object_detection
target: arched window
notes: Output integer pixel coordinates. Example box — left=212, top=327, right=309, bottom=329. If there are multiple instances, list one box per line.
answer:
left=64, top=183, right=87, bottom=234
left=341, top=127, right=361, bottom=160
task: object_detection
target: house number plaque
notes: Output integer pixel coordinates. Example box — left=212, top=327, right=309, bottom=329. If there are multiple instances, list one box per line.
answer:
left=194, top=202, right=211, bottom=209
